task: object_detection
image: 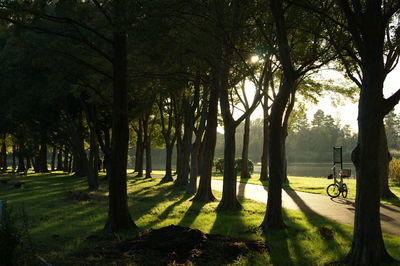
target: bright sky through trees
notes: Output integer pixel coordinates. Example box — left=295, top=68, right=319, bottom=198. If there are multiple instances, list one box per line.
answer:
left=246, top=65, right=400, bottom=132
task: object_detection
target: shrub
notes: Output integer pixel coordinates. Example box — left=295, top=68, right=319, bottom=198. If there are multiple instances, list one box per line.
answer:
left=234, top=158, right=254, bottom=175
left=213, top=158, right=224, bottom=174
left=389, top=158, right=400, bottom=186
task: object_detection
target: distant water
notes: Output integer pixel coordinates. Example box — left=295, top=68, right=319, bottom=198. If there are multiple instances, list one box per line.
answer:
left=253, top=163, right=356, bottom=178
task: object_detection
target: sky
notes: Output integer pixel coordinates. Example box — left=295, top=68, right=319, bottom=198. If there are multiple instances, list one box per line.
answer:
left=248, top=65, right=400, bottom=132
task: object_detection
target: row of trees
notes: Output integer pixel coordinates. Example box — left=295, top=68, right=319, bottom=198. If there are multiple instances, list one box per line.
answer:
left=0, top=0, right=399, bottom=264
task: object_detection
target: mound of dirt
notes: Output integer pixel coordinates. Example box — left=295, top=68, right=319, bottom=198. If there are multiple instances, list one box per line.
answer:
left=83, top=225, right=268, bottom=265
left=67, top=191, right=107, bottom=201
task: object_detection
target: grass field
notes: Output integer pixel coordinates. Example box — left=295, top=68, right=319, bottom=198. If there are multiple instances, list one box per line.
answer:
left=210, top=173, right=400, bottom=207
left=0, top=172, right=399, bottom=265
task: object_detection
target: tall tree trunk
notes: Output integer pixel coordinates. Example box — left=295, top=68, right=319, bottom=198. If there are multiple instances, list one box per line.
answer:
left=17, top=143, right=25, bottom=173
left=193, top=88, right=218, bottom=203
left=12, top=145, right=16, bottom=172
left=344, top=67, right=394, bottom=264
left=104, top=30, right=136, bottom=232
left=240, top=117, right=251, bottom=179
left=187, top=140, right=201, bottom=194
left=56, top=146, right=63, bottom=171
left=89, top=125, right=99, bottom=189
left=38, top=142, right=49, bottom=173
left=175, top=125, right=191, bottom=186
left=260, top=92, right=269, bottom=181
left=134, top=119, right=144, bottom=177
left=1, top=135, right=6, bottom=172
left=143, top=117, right=152, bottom=179
left=26, top=156, right=31, bottom=169
left=68, top=154, right=73, bottom=173
left=161, top=144, right=174, bottom=183
left=64, top=148, right=69, bottom=172
left=51, top=146, right=56, bottom=171
left=217, top=123, right=241, bottom=210
left=175, top=129, right=182, bottom=180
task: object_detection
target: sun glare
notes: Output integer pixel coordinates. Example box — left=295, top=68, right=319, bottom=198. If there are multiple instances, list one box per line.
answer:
left=250, top=55, right=259, bottom=63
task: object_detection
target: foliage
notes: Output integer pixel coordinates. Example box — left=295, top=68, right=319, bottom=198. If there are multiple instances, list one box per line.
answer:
left=389, top=158, right=400, bottom=186
left=213, top=158, right=254, bottom=175
left=213, top=157, right=224, bottom=174
left=235, top=158, right=254, bottom=175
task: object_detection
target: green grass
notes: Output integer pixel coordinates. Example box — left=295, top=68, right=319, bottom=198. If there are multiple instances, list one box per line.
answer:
left=211, top=173, right=400, bottom=207
left=0, top=172, right=399, bottom=265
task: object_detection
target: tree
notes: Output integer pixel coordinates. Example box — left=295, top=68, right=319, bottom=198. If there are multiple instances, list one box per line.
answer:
left=260, top=0, right=335, bottom=230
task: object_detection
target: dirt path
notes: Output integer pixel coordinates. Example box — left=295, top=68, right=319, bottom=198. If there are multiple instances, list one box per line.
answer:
left=210, top=180, right=400, bottom=236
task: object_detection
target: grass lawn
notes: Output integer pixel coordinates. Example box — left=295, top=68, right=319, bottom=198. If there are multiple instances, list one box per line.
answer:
left=0, top=172, right=399, bottom=265
left=211, top=173, right=400, bottom=207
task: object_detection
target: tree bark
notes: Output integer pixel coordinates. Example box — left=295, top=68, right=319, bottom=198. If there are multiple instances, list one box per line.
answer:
left=260, top=93, right=269, bottom=181
left=217, top=123, right=241, bottom=210
left=241, top=117, right=251, bottom=179
left=134, top=119, right=144, bottom=177
left=38, top=142, right=49, bottom=173
left=143, top=116, right=152, bottom=179
left=56, top=146, right=63, bottom=171
left=175, top=122, right=191, bottom=186
left=161, top=143, right=174, bottom=183
left=104, top=30, right=136, bottom=232
left=51, top=146, right=56, bottom=171
left=193, top=88, right=218, bottom=203
left=64, top=148, right=70, bottom=173
left=1, top=135, right=7, bottom=172
left=11, top=145, right=16, bottom=172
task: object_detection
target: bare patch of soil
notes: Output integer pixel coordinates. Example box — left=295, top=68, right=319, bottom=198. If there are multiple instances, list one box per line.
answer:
left=79, top=225, right=268, bottom=265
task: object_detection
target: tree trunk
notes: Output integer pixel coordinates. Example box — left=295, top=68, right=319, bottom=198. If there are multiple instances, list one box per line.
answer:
left=51, top=146, right=56, bottom=171
left=217, top=123, right=241, bottom=211
left=56, top=147, right=63, bottom=171
left=174, top=129, right=183, bottom=181
left=143, top=117, right=152, bottom=179
left=17, top=144, right=25, bottom=173
left=344, top=63, right=394, bottom=264
left=38, top=142, right=49, bottom=173
left=175, top=125, right=191, bottom=187
left=26, top=156, right=31, bottom=169
left=260, top=93, right=269, bottom=181
left=104, top=30, right=136, bottom=232
left=241, top=117, right=251, bottom=179
left=1, top=135, right=7, bottom=172
left=187, top=140, right=201, bottom=194
left=68, top=154, right=73, bottom=173
left=89, top=125, right=99, bottom=189
left=161, top=144, right=174, bottom=183
left=12, top=145, right=16, bottom=172
left=134, top=119, right=144, bottom=177
left=193, top=88, right=218, bottom=203
left=64, top=148, right=70, bottom=173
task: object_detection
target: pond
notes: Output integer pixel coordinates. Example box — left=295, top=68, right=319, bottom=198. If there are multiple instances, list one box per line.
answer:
left=253, top=163, right=356, bottom=178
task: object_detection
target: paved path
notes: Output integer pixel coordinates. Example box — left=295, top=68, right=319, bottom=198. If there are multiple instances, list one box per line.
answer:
left=210, top=180, right=400, bottom=236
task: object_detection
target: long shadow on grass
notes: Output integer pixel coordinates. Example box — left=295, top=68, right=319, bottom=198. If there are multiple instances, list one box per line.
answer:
left=283, top=188, right=351, bottom=262
left=129, top=181, right=189, bottom=224
left=142, top=191, right=192, bottom=230
left=178, top=200, right=207, bottom=228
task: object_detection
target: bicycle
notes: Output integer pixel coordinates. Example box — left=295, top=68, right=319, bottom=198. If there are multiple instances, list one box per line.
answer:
left=327, top=167, right=350, bottom=198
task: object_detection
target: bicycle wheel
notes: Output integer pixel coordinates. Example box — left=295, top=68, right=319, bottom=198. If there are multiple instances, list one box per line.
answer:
left=327, top=184, right=340, bottom=198
left=326, top=184, right=340, bottom=198
left=341, top=183, right=348, bottom=198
